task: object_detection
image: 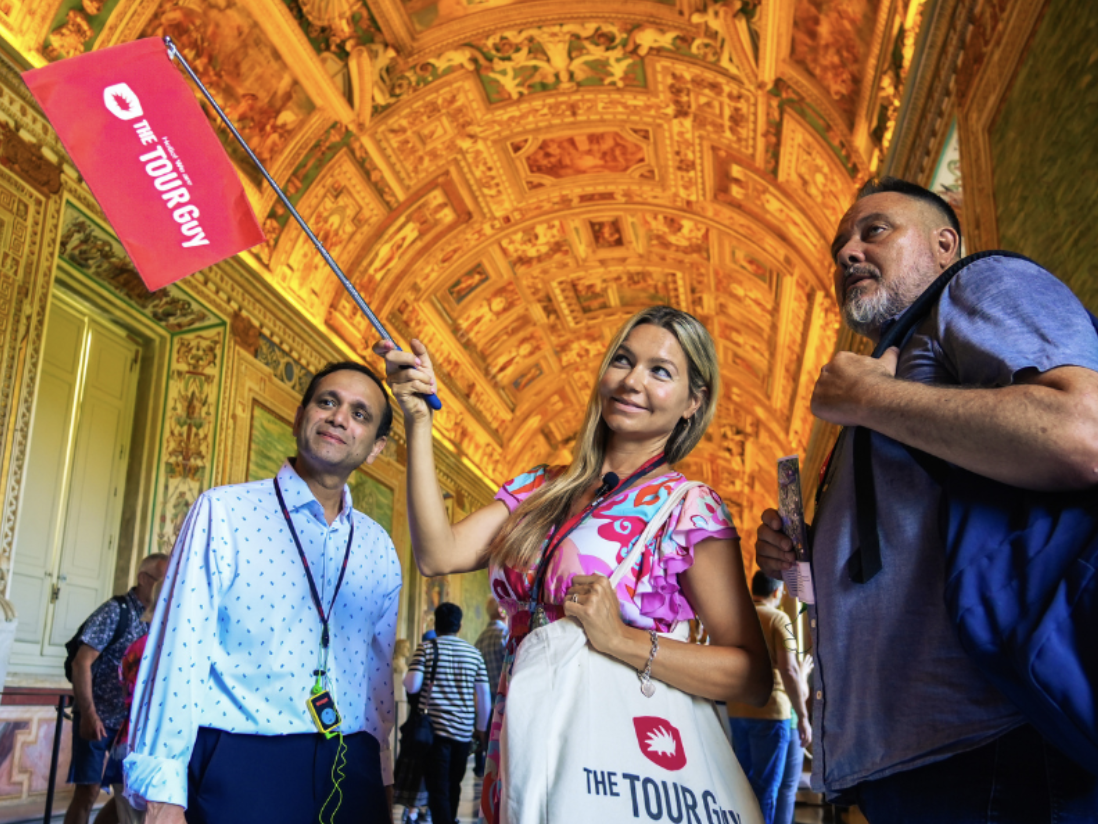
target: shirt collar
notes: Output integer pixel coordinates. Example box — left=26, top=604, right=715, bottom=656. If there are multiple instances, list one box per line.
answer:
left=277, top=460, right=354, bottom=525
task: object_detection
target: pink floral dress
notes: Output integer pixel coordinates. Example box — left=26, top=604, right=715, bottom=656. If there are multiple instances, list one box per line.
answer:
left=481, top=465, right=738, bottom=823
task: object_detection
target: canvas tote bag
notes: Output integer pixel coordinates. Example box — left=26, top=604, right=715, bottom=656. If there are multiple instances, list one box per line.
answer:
left=500, top=481, right=763, bottom=824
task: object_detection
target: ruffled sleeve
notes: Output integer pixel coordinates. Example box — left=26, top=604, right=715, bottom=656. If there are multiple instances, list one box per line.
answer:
left=636, top=484, right=739, bottom=625
left=494, top=465, right=551, bottom=513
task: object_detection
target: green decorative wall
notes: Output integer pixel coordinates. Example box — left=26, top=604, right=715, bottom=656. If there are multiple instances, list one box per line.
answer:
left=991, top=0, right=1098, bottom=310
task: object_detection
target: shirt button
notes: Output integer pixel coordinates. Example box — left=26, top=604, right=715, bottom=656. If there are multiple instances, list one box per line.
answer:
left=810, top=619, right=816, bottom=628
left=816, top=691, right=823, bottom=701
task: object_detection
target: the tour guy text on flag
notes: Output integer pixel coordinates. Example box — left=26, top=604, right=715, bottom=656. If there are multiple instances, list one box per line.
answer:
left=23, top=37, right=264, bottom=291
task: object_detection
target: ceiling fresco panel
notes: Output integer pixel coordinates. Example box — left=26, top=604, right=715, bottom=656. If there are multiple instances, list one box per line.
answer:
left=708, top=146, right=830, bottom=268
left=351, top=12, right=766, bottom=120
left=775, top=274, right=810, bottom=417
left=42, top=0, right=124, bottom=59
left=586, top=216, right=627, bottom=251
left=370, top=76, right=525, bottom=222
left=787, top=288, right=839, bottom=446
left=392, top=295, right=512, bottom=432
left=138, top=0, right=318, bottom=188
left=376, top=84, right=473, bottom=184
left=498, top=220, right=574, bottom=272
left=283, top=0, right=386, bottom=54
left=519, top=130, right=649, bottom=181
left=777, top=111, right=857, bottom=239
left=642, top=212, right=709, bottom=259
left=266, top=147, right=387, bottom=320
left=402, top=0, right=536, bottom=35
left=399, top=0, right=678, bottom=38
left=655, top=60, right=756, bottom=158
left=475, top=24, right=647, bottom=102
left=344, top=173, right=472, bottom=307
left=790, top=0, right=883, bottom=126
left=448, top=280, right=526, bottom=363
left=436, top=259, right=493, bottom=310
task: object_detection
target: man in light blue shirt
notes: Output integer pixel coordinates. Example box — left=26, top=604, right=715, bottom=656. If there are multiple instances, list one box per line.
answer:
left=125, top=361, right=401, bottom=824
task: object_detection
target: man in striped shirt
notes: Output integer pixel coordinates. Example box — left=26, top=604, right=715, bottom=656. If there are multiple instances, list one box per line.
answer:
left=473, top=597, right=507, bottom=778
left=404, top=602, right=490, bottom=824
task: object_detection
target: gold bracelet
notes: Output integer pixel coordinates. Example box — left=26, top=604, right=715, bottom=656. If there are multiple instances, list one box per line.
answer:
left=637, top=629, right=659, bottom=698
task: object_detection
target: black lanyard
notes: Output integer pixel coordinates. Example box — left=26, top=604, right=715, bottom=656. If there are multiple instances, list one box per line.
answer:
left=530, top=453, right=667, bottom=605
left=273, top=478, right=353, bottom=649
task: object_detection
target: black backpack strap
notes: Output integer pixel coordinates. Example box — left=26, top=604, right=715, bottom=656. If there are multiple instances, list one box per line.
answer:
left=64, top=593, right=135, bottom=681
left=848, top=251, right=1031, bottom=584
left=103, top=594, right=132, bottom=655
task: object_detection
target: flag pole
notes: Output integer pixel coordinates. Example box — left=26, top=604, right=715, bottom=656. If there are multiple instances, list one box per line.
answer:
left=162, top=35, right=442, bottom=411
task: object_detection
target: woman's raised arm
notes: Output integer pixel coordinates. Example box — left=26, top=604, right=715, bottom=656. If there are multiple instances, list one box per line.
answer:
left=374, top=338, right=510, bottom=576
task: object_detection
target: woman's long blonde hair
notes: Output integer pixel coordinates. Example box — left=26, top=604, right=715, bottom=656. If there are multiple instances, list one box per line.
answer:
left=488, top=306, right=719, bottom=571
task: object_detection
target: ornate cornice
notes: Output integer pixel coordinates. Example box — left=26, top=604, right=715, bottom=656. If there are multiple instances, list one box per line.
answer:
left=883, top=0, right=974, bottom=182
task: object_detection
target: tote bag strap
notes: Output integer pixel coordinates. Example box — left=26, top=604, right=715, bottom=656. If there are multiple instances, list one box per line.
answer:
left=608, top=481, right=703, bottom=589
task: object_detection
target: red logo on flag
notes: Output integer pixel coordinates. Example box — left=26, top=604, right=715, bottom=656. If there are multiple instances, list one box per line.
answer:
left=633, top=716, right=687, bottom=771
left=23, top=39, right=263, bottom=292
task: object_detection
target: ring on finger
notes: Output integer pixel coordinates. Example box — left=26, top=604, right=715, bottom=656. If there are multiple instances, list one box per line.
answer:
left=571, top=593, right=579, bottom=604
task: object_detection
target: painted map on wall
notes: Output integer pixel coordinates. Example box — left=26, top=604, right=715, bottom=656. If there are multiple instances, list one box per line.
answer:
left=456, top=568, right=493, bottom=646
left=248, top=404, right=296, bottom=482
left=247, top=402, right=394, bottom=532
left=347, top=472, right=394, bottom=534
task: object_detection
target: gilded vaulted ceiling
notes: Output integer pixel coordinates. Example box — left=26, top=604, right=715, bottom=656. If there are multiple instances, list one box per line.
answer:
left=1, top=0, right=926, bottom=535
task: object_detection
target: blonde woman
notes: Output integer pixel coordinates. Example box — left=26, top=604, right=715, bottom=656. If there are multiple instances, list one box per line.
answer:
left=376, top=306, right=771, bottom=823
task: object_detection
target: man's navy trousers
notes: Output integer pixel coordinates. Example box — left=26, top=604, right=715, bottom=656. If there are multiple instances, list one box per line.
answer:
left=185, top=726, right=388, bottom=823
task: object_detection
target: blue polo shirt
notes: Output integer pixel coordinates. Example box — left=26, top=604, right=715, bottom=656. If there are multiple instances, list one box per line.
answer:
left=809, top=254, right=1098, bottom=798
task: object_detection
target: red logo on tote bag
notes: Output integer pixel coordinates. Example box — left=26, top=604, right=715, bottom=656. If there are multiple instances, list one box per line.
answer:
left=633, top=717, right=687, bottom=771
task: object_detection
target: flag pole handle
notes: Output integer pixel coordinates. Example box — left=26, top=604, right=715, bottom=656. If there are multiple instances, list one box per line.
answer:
left=162, top=36, right=442, bottom=412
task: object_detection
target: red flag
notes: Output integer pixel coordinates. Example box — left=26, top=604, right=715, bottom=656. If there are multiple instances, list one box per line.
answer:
left=23, top=38, right=264, bottom=291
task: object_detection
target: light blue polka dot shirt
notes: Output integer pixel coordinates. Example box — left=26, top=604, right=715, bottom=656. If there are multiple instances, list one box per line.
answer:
left=123, top=461, right=402, bottom=808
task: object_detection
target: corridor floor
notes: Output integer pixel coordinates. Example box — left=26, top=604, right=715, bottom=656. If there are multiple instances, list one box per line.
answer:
left=392, top=752, right=481, bottom=823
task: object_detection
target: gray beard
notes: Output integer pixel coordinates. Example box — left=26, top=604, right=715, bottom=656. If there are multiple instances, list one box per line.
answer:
left=838, top=281, right=909, bottom=338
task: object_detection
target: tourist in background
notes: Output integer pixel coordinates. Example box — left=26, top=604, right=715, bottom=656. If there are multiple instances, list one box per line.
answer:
left=727, top=573, right=810, bottom=824
left=108, top=574, right=166, bottom=824
left=473, top=596, right=507, bottom=778
left=392, top=632, right=438, bottom=823
left=776, top=653, right=814, bottom=824
left=64, top=554, right=167, bottom=824
left=404, top=602, right=490, bottom=824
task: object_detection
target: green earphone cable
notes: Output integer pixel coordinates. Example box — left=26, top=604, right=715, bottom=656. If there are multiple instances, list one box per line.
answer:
left=319, top=729, right=347, bottom=824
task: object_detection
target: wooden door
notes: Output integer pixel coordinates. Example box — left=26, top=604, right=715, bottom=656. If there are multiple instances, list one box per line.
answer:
left=9, top=296, right=141, bottom=673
